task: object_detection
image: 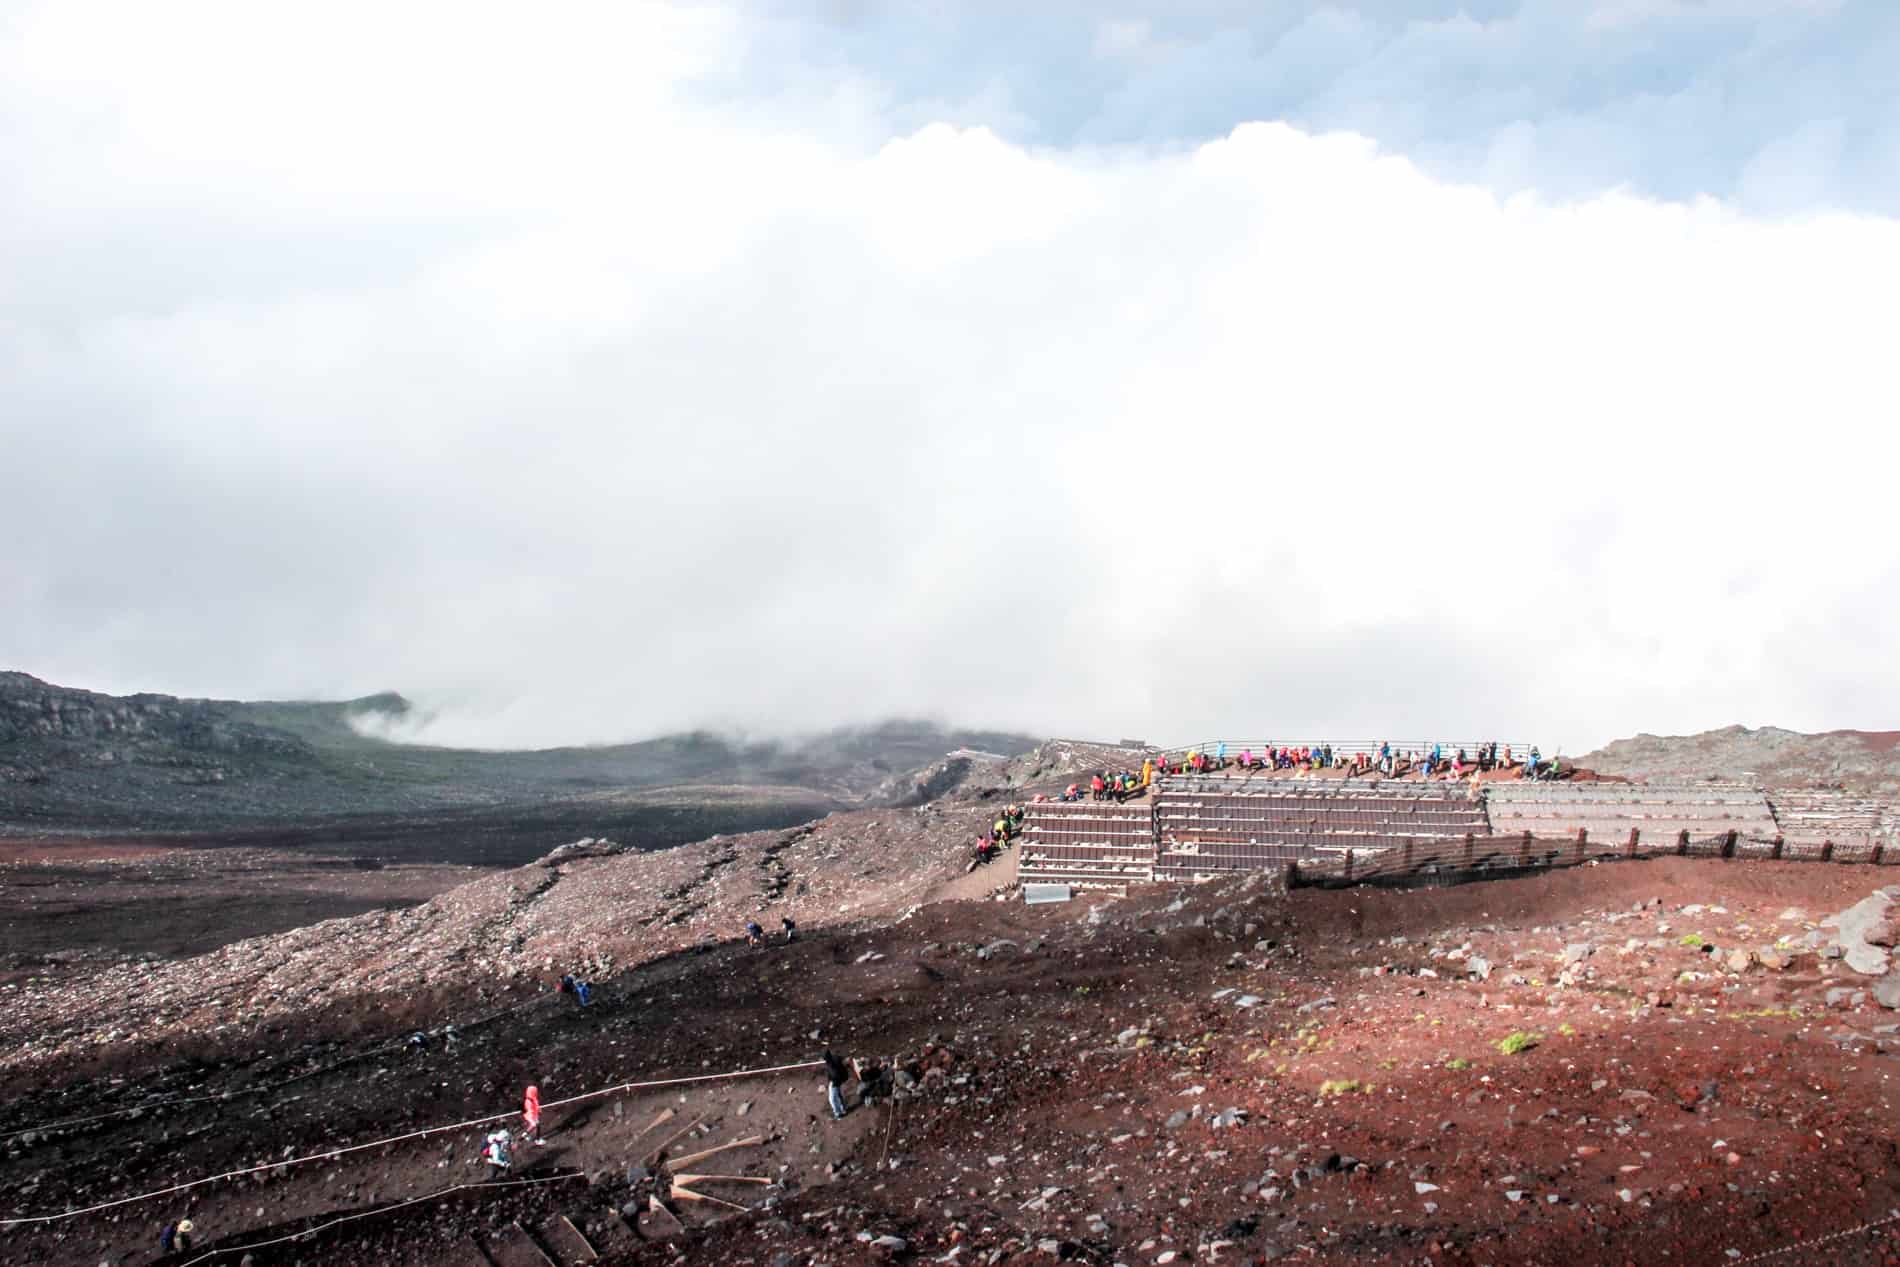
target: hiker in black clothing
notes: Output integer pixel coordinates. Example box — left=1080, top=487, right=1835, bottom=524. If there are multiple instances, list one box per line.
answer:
left=781, top=916, right=797, bottom=943
left=822, top=1049, right=851, bottom=1120
left=745, top=921, right=765, bottom=946
left=854, top=1056, right=892, bottom=1109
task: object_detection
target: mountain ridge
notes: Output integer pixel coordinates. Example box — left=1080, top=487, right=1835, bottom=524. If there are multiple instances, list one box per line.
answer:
left=1580, top=723, right=1900, bottom=799
left=0, top=671, right=1037, bottom=835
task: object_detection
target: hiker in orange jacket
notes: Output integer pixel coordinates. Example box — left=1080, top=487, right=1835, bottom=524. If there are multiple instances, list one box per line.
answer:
left=523, top=1085, right=544, bottom=1144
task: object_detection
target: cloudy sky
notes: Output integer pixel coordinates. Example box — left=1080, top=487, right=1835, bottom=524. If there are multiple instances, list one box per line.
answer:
left=5, top=0, right=1897, bottom=754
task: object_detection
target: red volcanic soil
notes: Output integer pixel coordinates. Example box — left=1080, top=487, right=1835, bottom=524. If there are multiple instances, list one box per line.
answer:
left=0, top=840, right=180, bottom=864
left=5, top=845, right=1900, bottom=1267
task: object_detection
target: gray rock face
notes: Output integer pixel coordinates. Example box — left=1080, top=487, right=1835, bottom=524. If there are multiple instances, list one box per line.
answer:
left=1808, top=888, right=1900, bottom=976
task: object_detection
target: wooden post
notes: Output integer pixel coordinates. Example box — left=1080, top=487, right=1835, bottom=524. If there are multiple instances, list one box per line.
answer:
left=1722, top=829, right=1737, bottom=859
left=1676, top=829, right=1689, bottom=856
left=644, top=1115, right=708, bottom=1166
left=1464, top=832, right=1475, bottom=867
left=1821, top=839, right=1834, bottom=862
left=669, top=1175, right=765, bottom=1211
left=1626, top=828, right=1639, bottom=859
left=1772, top=836, right=1784, bottom=860
left=1402, top=839, right=1413, bottom=870
left=634, top=1107, right=677, bottom=1141
left=668, top=1135, right=763, bottom=1169
left=1519, top=831, right=1531, bottom=867
left=1343, top=849, right=1354, bottom=882
left=1575, top=828, right=1587, bottom=865
left=1875, top=841, right=1887, bottom=866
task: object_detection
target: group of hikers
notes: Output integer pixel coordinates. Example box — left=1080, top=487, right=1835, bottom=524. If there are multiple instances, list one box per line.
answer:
left=1063, top=740, right=1562, bottom=783
left=822, top=1048, right=893, bottom=1119
left=745, top=916, right=797, bottom=945
left=971, top=804, right=1027, bottom=867
left=477, top=1083, right=551, bottom=1179
left=1060, top=762, right=1156, bottom=803
left=1038, top=740, right=1560, bottom=806
left=471, top=1048, right=883, bottom=1196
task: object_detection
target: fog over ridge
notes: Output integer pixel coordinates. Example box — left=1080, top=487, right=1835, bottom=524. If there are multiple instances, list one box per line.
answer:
left=4, top=1, right=1897, bottom=756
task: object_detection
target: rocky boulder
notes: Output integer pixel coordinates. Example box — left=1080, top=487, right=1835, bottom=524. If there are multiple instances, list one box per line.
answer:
left=1807, top=887, right=1900, bottom=976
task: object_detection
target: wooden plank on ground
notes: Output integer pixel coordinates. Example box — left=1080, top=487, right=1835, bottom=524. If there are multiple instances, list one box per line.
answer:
left=632, top=1106, right=676, bottom=1140
left=480, top=1223, right=553, bottom=1267
left=642, top=1114, right=707, bottom=1164
left=538, top=1214, right=598, bottom=1264
left=667, top=1134, right=763, bottom=1168
left=515, top=1220, right=560, bottom=1267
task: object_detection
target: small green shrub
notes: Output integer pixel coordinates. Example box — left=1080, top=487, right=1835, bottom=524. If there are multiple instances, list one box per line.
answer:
left=1495, top=1030, right=1541, bottom=1055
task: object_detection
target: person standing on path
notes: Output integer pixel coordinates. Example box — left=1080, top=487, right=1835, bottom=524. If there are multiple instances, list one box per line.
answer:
left=523, top=1085, right=544, bottom=1144
left=822, top=1049, right=852, bottom=1120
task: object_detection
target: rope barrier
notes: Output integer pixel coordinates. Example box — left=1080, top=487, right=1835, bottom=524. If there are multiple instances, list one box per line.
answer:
left=174, top=1171, right=587, bottom=1267
left=1720, top=1207, right=1900, bottom=1265
left=0, top=1058, right=821, bottom=1226
left=0, top=989, right=547, bottom=1144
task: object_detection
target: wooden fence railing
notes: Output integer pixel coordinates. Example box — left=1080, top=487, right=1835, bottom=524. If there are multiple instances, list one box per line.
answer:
left=1286, top=827, right=1896, bottom=888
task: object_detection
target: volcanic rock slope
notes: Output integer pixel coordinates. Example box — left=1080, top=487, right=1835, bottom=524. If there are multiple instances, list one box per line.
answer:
left=8, top=742, right=1900, bottom=1266
left=1582, top=725, right=1900, bottom=798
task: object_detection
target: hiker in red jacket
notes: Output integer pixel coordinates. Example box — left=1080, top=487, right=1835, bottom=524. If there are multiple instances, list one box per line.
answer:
left=523, top=1085, right=544, bottom=1145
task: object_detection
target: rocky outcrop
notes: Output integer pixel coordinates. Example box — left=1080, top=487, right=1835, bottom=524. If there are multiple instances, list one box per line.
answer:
left=0, top=672, right=315, bottom=756
left=1806, top=885, right=1900, bottom=1008
left=1582, top=725, right=1900, bottom=799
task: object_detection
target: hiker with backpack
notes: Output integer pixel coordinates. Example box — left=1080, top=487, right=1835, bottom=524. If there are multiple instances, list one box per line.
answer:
left=481, top=1129, right=513, bottom=1180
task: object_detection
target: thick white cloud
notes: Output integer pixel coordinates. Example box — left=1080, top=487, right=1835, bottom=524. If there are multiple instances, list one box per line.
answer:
left=3, top=1, right=1897, bottom=755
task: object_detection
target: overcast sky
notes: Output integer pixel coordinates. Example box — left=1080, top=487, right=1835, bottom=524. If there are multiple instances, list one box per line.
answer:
left=5, top=0, right=1898, bottom=754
